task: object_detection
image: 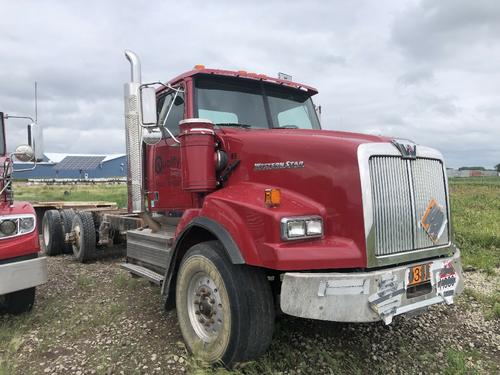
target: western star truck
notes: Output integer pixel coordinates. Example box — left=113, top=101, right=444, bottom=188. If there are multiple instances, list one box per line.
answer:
left=41, top=51, right=464, bottom=367
left=0, top=112, right=47, bottom=314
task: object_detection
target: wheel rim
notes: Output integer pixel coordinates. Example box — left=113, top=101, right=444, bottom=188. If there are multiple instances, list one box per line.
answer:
left=73, top=224, right=81, bottom=252
left=43, top=219, right=50, bottom=247
left=187, top=272, right=224, bottom=343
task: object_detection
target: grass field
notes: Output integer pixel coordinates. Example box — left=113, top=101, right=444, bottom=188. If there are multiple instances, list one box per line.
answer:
left=13, top=182, right=128, bottom=208
left=449, top=177, right=500, bottom=274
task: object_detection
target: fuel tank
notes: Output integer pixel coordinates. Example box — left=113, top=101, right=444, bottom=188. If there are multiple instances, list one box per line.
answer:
left=179, top=119, right=217, bottom=192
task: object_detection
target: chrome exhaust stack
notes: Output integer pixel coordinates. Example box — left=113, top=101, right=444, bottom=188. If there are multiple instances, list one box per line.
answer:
left=124, top=50, right=145, bottom=214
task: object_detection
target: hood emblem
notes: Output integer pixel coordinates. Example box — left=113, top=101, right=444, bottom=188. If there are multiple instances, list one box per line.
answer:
left=391, top=139, right=417, bottom=159
left=254, top=160, right=304, bottom=171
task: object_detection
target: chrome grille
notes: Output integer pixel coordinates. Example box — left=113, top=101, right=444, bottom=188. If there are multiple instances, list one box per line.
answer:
left=369, top=156, right=448, bottom=256
left=411, top=158, right=449, bottom=248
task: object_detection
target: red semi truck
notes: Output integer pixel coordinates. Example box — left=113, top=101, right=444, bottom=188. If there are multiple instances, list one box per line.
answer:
left=40, top=51, right=464, bottom=366
left=116, top=51, right=464, bottom=365
left=0, top=112, right=47, bottom=314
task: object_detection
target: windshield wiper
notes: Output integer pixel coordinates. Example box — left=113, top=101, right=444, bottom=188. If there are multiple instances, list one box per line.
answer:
left=215, top=122, right=252, bottom=128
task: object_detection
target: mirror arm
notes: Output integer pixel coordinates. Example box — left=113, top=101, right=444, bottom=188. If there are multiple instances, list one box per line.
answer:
left=0, top=178, right=11, bottom=196
left=140, top=82, right=185, bottom=93
left=9, top=152, right=38, bottom=172
left=4, top=114, right=35, bottom=122
left=160, top=88, right=181, bottom=144
left=138, top=81, right=183, bottom=144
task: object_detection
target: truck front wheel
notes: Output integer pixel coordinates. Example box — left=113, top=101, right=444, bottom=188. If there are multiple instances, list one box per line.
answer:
left=175, top=241, right=274, bottom=367
left=1, top=287, right=36, bottom=315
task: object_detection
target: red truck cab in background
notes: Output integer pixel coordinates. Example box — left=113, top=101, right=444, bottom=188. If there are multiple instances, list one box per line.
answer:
left=0, top=112, right=47, bottom=314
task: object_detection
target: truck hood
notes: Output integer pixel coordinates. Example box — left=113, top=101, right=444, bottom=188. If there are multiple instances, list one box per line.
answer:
left=218, top=128, right=395, bottom=264
left=0, top=200, right=36, bottom=216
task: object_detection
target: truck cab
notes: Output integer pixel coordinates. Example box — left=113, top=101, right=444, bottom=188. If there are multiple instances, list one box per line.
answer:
left=0, top=112, right=47, bottom=314
left=121, top=52, right=464, bottom=366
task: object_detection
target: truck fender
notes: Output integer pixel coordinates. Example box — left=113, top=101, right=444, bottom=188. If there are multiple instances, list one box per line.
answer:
left=176, top=216, right=245, bottom=264
left=161, top=216, right=245, bottom=307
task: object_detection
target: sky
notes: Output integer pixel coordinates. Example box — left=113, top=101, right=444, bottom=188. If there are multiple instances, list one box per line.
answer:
left=1, top=0, right=499, bottom=169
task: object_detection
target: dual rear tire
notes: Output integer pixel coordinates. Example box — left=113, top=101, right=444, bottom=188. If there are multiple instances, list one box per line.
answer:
left=176, top=241, right=274, bottom=367
left=42, top=209, right=95, bottom=262
left=42, top=210, right=64, bottom=256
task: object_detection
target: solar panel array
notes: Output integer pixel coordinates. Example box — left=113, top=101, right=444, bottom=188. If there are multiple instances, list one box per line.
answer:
left=54, top=156, right=105, bottom=171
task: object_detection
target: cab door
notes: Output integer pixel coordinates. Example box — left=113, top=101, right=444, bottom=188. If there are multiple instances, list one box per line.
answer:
left=146, top=88, right=193, bottom=212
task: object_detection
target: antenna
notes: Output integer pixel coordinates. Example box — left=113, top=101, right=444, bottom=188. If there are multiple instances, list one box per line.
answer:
left=34, top=81, right=38, bottom=122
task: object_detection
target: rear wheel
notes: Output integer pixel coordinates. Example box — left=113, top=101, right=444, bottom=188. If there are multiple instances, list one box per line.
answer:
left=71, top=211, right=96, bottom=262
left=176, top=241, right=274, bottom=367
left=42, top=210, right=63, bottom=256
left=1, top=287, right=36, bottom=315
left=60, top=209, right=76, bottom=254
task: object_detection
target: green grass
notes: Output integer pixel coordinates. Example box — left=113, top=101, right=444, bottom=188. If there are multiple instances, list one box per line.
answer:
left=13, top=182, right=127, bottom=208
left=462, top=288, right=500, bottom=320
left=443, top=349, right=473, bottom=375
left=449, top=176, right=500, bottom=186
left=449, top=178, right=500, bottom=274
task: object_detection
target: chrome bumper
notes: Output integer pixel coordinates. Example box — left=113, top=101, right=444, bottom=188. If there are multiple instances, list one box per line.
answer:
left=280, top=249, right=463, bottom=324
left=0, top=257, right=48, bottom=295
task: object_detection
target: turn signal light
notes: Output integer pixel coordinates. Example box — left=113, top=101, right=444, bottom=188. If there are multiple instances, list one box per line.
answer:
left=265, top=188, right=281, bottom=207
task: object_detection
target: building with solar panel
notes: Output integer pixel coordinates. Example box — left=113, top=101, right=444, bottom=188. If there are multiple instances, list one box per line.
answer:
left=12, top=153, right=127, bottom=179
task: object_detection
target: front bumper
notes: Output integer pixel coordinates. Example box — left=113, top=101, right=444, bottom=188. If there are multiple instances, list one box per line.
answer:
left=0, top=256, right=48, bottom=295
left=280, top=249, right=463, bottom=324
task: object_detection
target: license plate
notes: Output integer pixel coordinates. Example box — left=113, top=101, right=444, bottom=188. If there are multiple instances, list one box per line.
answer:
left=408, top=263, right=431, bottom=286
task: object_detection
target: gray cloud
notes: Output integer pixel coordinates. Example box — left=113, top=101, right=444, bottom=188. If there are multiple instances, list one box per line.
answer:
left=0, top=0, right=499, bottom=169
left=392, top=0, right=500, bottom=63
left=397, top=67, right=434, bottom=86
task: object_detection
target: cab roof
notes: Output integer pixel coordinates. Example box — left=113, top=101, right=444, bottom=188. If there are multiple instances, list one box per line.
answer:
left=164, top=67, right=318, bottom=95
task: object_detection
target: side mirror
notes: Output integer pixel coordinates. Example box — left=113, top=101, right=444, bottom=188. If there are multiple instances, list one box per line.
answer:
left=140, top=86, right=158, bottom=127
left=28, top=122, right=44, bottom=161
left=14, top=144, right=35, bottom=162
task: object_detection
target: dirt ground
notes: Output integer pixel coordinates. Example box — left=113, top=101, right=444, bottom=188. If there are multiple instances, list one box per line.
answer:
left=1, top=250, right=499, bottom=375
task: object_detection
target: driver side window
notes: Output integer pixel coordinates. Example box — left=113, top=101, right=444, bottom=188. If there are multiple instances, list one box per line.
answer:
left=157, top=90, right=185, bottom=136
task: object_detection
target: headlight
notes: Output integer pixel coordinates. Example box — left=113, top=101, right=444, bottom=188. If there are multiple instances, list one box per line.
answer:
left=0, top=214, right=36, bottom=239
left=281, top=216, right=323, bottom=241
left=0, top=220, right=17, bottom=236
left=19, top=217, right=35, bottom=233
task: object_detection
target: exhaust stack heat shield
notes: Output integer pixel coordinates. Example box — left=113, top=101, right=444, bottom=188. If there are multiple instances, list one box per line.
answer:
left=124, top=50, right=145, bottom=214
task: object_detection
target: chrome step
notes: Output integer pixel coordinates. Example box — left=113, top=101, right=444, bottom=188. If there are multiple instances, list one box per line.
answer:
left=120, top=262, right=164, bottom=285
left=126, top=228, right=174, bottom=272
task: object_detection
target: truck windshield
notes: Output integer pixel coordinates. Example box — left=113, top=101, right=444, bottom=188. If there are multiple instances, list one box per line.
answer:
left=0, top=113, right=5, bottom=155
left=194, top=76, right=320, bottom=130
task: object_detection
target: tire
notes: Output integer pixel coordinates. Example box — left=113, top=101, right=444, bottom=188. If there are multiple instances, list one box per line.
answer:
left=176, top=241, right=274, bottom=367
left=2, top=287, right=36, bottom=315
left=71, top=211, right=96, bottom=262
left=60, top=209, right=76, bottom=254
left=42, top=210, right=63, bottom=256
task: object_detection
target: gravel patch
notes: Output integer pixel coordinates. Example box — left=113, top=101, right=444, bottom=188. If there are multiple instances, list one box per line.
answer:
left=1, top=253, right=498, bottom=374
